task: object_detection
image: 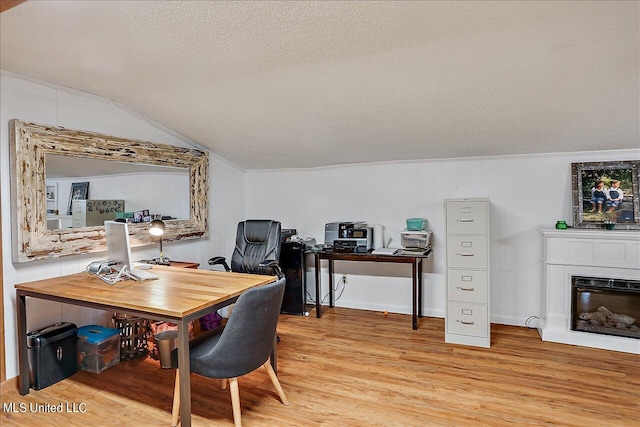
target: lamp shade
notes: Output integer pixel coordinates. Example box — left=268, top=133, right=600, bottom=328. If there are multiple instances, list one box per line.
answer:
left=149, top=219, right=165, bottom=236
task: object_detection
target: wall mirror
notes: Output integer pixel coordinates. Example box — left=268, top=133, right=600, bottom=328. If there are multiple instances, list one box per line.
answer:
left=9, top=119, right=209, bottom=263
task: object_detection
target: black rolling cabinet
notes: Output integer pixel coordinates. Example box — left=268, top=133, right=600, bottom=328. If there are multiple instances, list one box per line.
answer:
left=280, top=241, right=307, bottom=315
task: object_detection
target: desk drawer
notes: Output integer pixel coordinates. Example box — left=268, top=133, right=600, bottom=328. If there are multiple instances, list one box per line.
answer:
left=447, top=270, right=488, bottom=303
left=446, top=201, right=488, bottom=235
left=446, top=236, right=488, bottom=269
left=446, top=301, right=488, bottom=337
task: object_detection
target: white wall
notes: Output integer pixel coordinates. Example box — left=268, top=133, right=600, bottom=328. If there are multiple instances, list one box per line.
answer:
left=244, top=149, right=640, bottom=324
left=0, top=73, right=246, bottom=379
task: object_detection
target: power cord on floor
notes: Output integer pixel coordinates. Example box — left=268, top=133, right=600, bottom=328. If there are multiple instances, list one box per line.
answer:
left=321, top=275, right=347, bottom=305
left=525, top=315, right=540, bottom=329
left=333, top=276, right=347, bottom=301
left=305, top=290, right=316, bottom=305
left=305, top=276, right=347, bottom=307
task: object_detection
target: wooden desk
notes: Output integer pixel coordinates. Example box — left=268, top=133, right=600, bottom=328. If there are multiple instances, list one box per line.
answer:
left=314, top=250, right=431, bottom=330
left=15, top=266, right=275, bottom=427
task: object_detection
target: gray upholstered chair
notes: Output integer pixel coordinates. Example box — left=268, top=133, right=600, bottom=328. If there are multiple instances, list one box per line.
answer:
left=171, top=278, right=288, bottom=427
left=208, top=219, right=283, bottom=279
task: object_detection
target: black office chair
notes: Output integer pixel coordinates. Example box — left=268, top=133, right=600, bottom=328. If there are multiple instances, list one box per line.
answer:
left=171, top=278, right=288, bottom=427
left=209, top=219, right=283, bottom=279
left=206, top=219, right=284, bottom=341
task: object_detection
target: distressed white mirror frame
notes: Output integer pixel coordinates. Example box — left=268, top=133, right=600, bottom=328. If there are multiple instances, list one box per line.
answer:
left=9, top=119, right=209, bottom=263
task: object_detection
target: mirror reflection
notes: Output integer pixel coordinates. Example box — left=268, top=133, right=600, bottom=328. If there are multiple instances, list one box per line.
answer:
left=45, top=154, right=190, bottom=229
left=10, top=119, right=208, bottom=263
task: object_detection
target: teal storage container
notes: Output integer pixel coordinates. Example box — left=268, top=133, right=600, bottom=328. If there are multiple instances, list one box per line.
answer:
left=116, top=212, right=133, bottom=220
left=78, top=325, right=120, bottom=374
left=406, top=218, right=428, bottom=231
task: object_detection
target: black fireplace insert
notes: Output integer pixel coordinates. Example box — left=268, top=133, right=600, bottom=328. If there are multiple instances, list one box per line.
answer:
left=571, top=276, right=640, bottom=339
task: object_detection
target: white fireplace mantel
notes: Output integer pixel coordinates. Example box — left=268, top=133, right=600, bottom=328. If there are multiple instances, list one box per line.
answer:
left=539, top=228, right=640, bottom=354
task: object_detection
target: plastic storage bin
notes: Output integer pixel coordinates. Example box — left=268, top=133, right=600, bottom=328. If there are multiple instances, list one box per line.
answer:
left=27, top=322, right=78, bottom=390
left=401, top=230, right=432, bottom=249
left=78, top=325, right=121, bottom=374
left=406, top=218, right=428, bottom=231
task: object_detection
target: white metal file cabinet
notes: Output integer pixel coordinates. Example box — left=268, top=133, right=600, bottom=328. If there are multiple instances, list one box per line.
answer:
left=445, top=198, right=490, bottom=348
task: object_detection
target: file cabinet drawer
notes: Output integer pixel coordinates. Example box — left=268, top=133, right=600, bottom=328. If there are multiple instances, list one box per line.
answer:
left=446, top=236, right=488, bottom=269
left=447, top=270, right=488, bottom=303
left=447, top=301, right=488, bottom=337
left=446, top=201, right=488, bottom=235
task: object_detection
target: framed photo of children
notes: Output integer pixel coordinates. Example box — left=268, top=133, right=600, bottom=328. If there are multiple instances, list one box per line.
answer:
left=571, top=160, right=640, bottom=229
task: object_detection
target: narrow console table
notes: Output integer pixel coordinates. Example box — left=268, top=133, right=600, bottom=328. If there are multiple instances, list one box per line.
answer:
left=167, top=261, right=200, bottom=269
left=313, top=250, right=432, bottom=330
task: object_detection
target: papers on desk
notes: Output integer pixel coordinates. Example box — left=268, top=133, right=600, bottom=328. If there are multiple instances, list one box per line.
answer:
left=396, top=248, right=431, bottom=256
left=371, top=248, right=401, bottom=255
left=372, top=246, right=432, bottom=256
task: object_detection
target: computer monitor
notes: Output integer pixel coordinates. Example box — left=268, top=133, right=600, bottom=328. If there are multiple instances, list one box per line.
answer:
left=102, top=220, right=136, bottom=283
left=102, top=220, right=158, bottom=284
left=105, top=220, right=134, bottom=272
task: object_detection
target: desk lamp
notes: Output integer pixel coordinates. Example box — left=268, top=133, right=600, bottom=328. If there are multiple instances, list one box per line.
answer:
left=149, top=219, right=170, bottom=265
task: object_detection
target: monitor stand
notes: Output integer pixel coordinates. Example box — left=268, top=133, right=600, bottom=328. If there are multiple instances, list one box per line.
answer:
left=94, top=265, right=136, bottom=285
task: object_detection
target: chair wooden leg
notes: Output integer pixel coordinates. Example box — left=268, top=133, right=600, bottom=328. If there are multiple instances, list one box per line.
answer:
left=263, top=359, right=288, bottom=405
left=171, top=369, right=180, bottom=427
left=221, top=378, right=228, bottom=389
left=229, top=377, right=242, bottom=427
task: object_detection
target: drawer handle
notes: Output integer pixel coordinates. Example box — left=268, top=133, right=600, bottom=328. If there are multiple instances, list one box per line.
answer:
left=458, top=252, right=475, bottom=257
left=458, top=218, right=474, bottom=223
left=459, top=286, right=475, bottom=291
left=460, top=320, right=475, bottom=325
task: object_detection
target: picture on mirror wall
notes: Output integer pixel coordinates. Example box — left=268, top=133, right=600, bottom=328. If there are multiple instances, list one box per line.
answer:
left=132, top=209, right=151, bottom=223
left=66, top=182, right=89, bottom=215
left=572, top=160, right=640, bottom=229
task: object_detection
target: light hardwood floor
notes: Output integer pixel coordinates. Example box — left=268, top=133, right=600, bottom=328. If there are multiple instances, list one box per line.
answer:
left=1, top=307, right=638, bottom=426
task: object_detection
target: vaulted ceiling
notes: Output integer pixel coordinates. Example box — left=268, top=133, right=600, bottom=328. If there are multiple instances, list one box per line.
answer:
left=1, top=1, right=638, bottom=170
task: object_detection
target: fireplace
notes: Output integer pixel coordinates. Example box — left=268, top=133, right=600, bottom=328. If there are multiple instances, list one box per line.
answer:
left=571, top=276, right=640, bottom=339
left=541, top=228, right=640, bottom=354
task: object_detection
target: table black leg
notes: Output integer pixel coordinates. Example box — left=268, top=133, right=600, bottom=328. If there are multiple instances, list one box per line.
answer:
left=328, top=259, right=334, bottom=308
left=418, top=259, right=423, bottom=318
left=315, top=253, right=322, bottom=318
left=412, top=260, right=418, bottom=330
left=17, top=291, right=29, bottom=395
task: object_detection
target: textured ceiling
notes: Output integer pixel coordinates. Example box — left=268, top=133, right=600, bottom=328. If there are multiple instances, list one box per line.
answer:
left=1, top=1, right=638, bottom=170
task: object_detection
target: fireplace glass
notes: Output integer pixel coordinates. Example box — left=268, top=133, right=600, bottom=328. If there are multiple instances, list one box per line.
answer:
left=571, top=276, right=640, bottom=339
